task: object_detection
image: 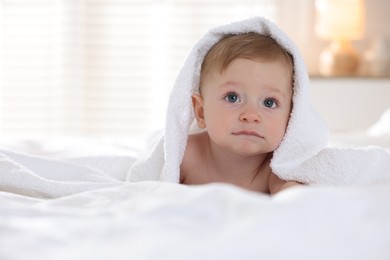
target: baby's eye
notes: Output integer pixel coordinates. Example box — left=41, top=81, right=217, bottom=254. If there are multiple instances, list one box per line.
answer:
left=263, top=98, right=277, bottom=108
left=224, top=92, right=240, bottom=103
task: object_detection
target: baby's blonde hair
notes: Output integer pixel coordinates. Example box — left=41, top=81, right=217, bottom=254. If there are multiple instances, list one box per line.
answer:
left=199, top=33, right=294, bottom=90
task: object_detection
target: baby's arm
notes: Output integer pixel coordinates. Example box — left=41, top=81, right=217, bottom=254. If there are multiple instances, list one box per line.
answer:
left=268, top=171, right=302, bottom=195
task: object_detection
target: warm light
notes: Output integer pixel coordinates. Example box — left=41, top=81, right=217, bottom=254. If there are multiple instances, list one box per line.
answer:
left=315, top=0, right=365, bottom=40
left=315, top=0, right=366, bottom=76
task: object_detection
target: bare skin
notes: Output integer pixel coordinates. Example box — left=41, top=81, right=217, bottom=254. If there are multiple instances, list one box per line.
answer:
left=180, top=132, right=300, bottom=194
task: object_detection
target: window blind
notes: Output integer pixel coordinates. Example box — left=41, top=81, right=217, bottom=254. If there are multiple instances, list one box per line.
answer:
left=0, top=0, right=276, bottom=141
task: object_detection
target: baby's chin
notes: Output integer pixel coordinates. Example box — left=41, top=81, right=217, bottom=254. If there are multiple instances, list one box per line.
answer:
left=227, top=143, right=274, bottom=158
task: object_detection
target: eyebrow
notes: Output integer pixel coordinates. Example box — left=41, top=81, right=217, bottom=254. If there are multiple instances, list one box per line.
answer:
left=221, top=81, right=291, bottom=96
left=221, top=80, right=235, bottom=85
left=220, top=81, right=240, bottom=88
left=266, top=87, right=293, bottom=102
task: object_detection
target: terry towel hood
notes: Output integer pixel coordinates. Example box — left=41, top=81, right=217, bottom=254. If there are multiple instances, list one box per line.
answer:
left=128, top=17, right=390, bottom=186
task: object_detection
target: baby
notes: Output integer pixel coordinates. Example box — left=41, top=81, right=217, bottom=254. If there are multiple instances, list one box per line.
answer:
left=129, top=17, right=390, bottom=195
left=180, top=33, right=300, bottom=194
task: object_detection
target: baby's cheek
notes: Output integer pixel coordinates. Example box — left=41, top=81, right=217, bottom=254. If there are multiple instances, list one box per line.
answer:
left=268, top=122, right=287, bottom=144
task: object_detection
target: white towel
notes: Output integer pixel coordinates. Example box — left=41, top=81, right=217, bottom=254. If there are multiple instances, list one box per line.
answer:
left=128, top=16, right=390, bottom=185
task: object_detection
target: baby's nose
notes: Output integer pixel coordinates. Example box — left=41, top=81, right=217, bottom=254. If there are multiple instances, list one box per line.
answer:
left=239, top=108, right=261, bottom=123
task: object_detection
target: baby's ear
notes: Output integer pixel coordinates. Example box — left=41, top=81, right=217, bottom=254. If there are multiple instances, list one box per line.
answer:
left=191, top=94, right=206, bottom=129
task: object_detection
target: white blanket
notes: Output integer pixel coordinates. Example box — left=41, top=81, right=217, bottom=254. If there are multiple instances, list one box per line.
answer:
left=0, top=134, right=389, bottom=259
left=0, top=149, right=129, bottom=198
left=1, top=181, right=390, bottom=260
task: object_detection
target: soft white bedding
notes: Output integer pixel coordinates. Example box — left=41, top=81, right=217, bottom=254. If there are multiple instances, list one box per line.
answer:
left=1, top=181, right=390, bottom=260
left=0, top=133, right=389, bottom=259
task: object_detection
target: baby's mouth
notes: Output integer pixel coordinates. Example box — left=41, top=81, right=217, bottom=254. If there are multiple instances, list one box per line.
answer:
left=232, top=130, right=264, bottom=139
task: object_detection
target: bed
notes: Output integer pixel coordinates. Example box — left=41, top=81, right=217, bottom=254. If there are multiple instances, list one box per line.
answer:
left=0, top=125, right=389, bottom=260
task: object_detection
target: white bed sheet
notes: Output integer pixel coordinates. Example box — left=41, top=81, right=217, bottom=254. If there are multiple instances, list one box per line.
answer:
left=0, top=134, right=389, bottom=259
left=1, top=181, right=390, bottom=260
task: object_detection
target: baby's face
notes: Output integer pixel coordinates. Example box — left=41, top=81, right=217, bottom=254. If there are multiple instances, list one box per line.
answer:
left=198, top=58, right=292, bottom=156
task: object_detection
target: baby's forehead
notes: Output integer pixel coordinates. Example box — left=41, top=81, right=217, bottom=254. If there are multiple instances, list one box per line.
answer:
left=200, top=56, right=293, bottom=89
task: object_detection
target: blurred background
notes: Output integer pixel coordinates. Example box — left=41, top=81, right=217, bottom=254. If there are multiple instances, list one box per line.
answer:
left=0, top=0, right=389, bottom=144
